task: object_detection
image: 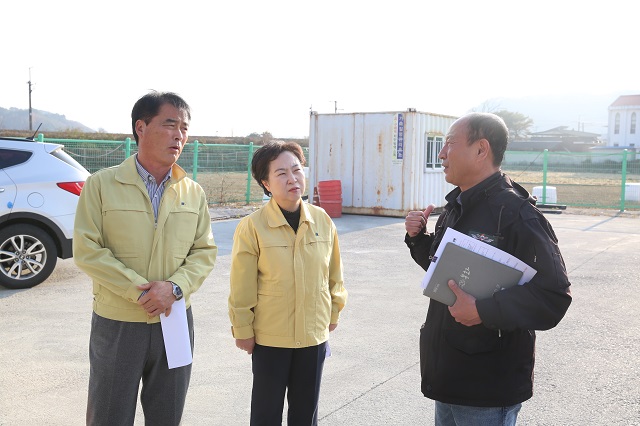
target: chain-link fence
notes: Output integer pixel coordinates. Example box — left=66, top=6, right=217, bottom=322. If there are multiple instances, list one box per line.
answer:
left=39, top=135, right=639, bottom=211
left=39, top=135, right=308, bottom=205
left=503, top=149, right=639, bottom=211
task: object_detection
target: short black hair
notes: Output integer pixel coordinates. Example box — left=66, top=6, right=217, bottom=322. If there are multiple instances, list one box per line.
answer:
left=131, top=91, right=191, bottom=142
left=464, top=112, right=509, bottom=166
left=251, top=141, right=306, bottom=196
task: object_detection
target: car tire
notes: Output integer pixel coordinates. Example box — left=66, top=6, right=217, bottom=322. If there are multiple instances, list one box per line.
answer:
left=0, top=224, right=58, bottom=289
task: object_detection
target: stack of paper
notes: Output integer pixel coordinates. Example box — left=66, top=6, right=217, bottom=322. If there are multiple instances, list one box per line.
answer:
left=421, top=228, right=537, bottom=306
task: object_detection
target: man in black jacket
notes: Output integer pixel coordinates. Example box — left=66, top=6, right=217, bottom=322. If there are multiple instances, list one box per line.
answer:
left=404, top=112, right=571, bottom=425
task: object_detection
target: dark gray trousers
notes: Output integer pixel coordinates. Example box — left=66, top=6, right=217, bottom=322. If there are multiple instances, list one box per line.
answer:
left=86, top=309, right=194, bottom=426
left=250, top=342, right=327, bottom=426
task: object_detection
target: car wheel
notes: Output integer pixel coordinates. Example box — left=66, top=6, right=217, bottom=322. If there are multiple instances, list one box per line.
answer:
left=0, top=224, right=58, bottom=289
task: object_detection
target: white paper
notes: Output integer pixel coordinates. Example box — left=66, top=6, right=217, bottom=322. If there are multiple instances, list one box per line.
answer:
left=159, top=298, right=192, bottom=369
left=421, top=228, right=537, bottom=290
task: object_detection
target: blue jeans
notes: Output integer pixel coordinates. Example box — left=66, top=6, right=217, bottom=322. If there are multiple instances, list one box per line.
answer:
left=435, top=401, right=522, bottom=426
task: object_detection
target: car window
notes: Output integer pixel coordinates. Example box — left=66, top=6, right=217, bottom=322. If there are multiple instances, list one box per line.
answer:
left=0, top=149, right=33, bottom=169
left=51, top=147, right=89, bottom=173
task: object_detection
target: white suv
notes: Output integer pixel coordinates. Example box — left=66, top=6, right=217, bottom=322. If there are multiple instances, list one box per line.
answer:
left=0, top=137, right=90, bottom=289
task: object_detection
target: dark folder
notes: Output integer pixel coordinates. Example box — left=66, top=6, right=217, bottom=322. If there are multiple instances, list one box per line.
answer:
left=423, top=242, right=524, bottom=306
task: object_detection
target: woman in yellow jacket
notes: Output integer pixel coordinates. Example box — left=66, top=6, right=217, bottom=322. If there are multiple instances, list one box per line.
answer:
left=228, top=141, right=347, bottom=425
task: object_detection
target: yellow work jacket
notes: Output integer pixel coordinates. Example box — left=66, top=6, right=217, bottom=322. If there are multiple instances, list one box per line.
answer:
left=228, top=198, right=347, bottom=348
left=73, top=156, right=217, bottom=323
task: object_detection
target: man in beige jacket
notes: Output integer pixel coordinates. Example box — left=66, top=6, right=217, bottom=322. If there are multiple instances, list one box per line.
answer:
left=74, top=91, right=217, bottom=426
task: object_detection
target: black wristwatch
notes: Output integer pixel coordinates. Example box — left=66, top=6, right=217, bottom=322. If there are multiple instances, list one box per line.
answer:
left=170, top=281, right=183, bottom=301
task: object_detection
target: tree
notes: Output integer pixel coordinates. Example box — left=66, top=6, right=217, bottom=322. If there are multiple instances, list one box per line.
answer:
left=247, top=132, right=273, bottom=144
left=472, top=99, right=502, bottom=113
left=493, top=110, right=534, bottom=139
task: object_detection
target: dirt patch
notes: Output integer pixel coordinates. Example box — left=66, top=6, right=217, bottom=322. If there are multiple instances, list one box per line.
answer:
left=559, top=206, right=640, bottom=218
left=209, top=203, right=261, bottom=221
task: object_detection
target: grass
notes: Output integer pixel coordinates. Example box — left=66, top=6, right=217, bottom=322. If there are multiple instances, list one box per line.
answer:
left=196, top=169, right=640, bottom=211
left=503, top=169, right=640, bottom=209
left=196, top=172, right=263, bottom=205
left=196, top=172, right=310, bottom=205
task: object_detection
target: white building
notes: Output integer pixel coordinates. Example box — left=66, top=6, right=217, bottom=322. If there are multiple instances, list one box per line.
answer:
left=608, top=94, right=640, bottom=147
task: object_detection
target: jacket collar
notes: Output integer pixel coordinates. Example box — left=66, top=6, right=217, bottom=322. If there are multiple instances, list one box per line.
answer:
left=445, top=171, right=536, bottom=234
left=446, top=171, right=522, bottom=207
left=264, top=197, right=315, bottom=229
left=115, top=155, right=187, bottom=185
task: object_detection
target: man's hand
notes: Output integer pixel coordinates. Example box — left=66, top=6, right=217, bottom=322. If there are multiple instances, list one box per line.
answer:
left=236, top=337, right=255, bottom=355
left=137, top=281, right=175, bottom=317
left=447, top=280, right=482, bottom=326
left=405, top=205, right=435, bottom=237
left=329, top=323, right=338, bottom=332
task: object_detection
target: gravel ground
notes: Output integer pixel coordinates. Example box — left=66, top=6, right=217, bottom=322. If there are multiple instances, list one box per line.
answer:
left=2, top=212, right=639, bottom=425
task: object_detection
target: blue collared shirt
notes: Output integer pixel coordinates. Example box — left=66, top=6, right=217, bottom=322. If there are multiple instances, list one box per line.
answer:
left=134, top=154, right=172, bottom=221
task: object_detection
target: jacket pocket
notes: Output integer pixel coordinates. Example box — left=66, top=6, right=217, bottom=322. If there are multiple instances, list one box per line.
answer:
left=167, top=208, right=200, bottom=244
left=254, top=287, right=289, bottom=337
left=315, top=281, right=332, bottom=331
left=256, top=288, right=283, bottom=297
left=444, top=316, right=501, bottom=355
left=257, top=237, right=292, bottom=285
left=168, top=241, right=193, bottom=272
left=112, top=247, right=144, bottom=275
left=102, top=206, right=151, bottom=249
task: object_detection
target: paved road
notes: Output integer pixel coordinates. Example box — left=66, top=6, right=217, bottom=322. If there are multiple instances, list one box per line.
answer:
left=1, top=213, right=639, bottom=425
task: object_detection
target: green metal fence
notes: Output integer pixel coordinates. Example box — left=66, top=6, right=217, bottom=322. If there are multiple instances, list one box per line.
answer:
left=37, top=134, right=306, bottom=205
left=503, top=149, right=640, bottom=211
left=38, top=134, right=640, bottom=211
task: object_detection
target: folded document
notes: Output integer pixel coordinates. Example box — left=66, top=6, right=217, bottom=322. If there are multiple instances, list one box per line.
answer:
left=421, top=228, right=537, bottom=306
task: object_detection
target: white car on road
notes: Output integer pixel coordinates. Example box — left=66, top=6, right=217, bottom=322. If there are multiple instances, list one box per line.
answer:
left=0, top=137, right=90, bottom=289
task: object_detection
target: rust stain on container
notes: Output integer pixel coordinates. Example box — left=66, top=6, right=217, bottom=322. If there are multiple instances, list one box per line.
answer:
left=309, top=111, right=457, bottom=217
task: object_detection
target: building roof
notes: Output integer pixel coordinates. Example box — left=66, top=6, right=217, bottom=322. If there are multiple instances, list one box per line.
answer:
left=530, top=126, right=600, bottom=137
left=610, top=95, right=640, bottom=107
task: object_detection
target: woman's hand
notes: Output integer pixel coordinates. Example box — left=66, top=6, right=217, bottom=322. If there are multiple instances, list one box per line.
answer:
left=236, top=337, right=256, bottom=355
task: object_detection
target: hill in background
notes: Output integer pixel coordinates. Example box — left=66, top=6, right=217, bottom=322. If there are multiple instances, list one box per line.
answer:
left=5, top=91, right=637, bottom=142
left=0, top=108, right=307, bottom=146
left=0, top=107, right=95, bottom=133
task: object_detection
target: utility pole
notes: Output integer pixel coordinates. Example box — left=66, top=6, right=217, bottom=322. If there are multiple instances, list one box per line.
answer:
left=27, top=68, right=33, bottom=132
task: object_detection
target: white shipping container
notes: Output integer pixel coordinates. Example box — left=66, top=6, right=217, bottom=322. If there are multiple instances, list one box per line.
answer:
left=308, top=110, right=458, bottom=217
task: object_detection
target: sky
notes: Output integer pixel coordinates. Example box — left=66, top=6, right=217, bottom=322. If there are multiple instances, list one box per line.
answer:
left=2, top=0, right=639, bottom=138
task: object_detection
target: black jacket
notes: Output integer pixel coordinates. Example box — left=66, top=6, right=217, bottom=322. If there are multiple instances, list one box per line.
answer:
left=405, top=172, right=572, bottom=407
